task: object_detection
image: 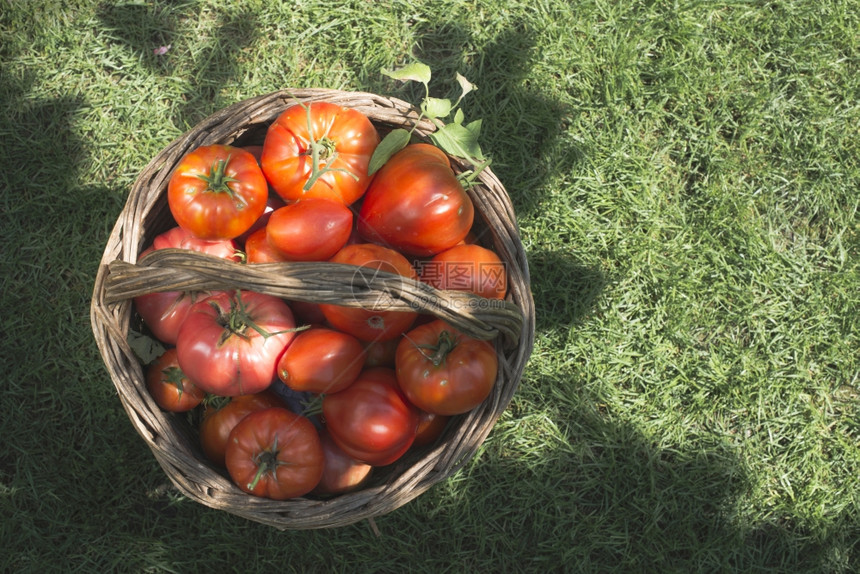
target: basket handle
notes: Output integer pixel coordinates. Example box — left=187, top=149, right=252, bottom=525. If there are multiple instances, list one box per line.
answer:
left=103, top=249, right=523, bottom=345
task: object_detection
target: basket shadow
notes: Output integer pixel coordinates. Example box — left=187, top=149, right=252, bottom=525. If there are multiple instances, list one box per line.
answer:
left=403, top=396, right=857, bottom=571
left=355, top=19, right=577, bottom=219
left=527, top=247, right=607, bottom=333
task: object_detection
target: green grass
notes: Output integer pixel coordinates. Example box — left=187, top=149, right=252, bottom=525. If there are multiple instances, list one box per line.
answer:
left=2, top=0, right=859, bottom=571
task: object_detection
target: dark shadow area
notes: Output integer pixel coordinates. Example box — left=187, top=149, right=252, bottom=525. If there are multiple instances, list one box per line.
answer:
left=98, top=1, right=261, bottom=127
left=402, top=391, right=860, bottom=572
left=354, top=19, right=579, bottom=218
left=527, top=247, right=608, bottom=333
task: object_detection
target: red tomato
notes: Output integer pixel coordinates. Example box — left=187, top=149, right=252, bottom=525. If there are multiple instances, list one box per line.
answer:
left=168, top=144, right=269, bottom=240
left=418, top=244, right=508, bottom=300
left=266, top=198, right=353, bottom=261
left=244, top=227, right=290, bottom=263
left=319, top=244, right=418, bottom=341
left=413, top=410, right=450, bottom=447
left=261, top=102, right=379, bottom=205
left=134, top=226, right=238, bottom=344
left=277, top=327, right=366, bottom=394
left=225, top=407, right=324, bottom=499
left=323, top=367, right=419, bottom=466
left=198, top=391, right=285, bottom=467
left=176, top=291, right=297, bottom=397
left=395, top=319, right=498, bottom=415
left=236, top=192, right=286, bottom=246
left=145, top=348, right=205, bottom=412
left=362, top=338, right=399, bottom=368
left=313, top=428, right=373, bottom=496
left=357, top=143, right=474, bottom=256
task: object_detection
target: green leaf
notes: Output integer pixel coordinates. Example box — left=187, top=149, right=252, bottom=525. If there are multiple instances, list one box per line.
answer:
left=430, top=122, right=485, bottom=162
left=382, top=62, right=431, bottom=85
left=455, top=73, right=476, bottom=103
left=368, top=129, right=411, bottom=175
left=423, top=97, right=453, bottom=119
left=128, top=330, right=165, bottom=364
left=464, top=118, right=483, bottom=137
left=453, top=108, right=465, bottom=125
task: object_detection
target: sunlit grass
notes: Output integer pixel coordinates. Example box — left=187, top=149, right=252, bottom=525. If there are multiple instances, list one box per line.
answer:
left=2, top=0, right=858, bottom=571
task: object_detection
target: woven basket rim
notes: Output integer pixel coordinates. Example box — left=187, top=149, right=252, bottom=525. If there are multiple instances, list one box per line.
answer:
left=90, top=87, right=536, bottom=529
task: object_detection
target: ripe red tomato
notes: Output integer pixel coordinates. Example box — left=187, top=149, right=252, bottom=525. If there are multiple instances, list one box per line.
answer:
left=418, top=243, right=508, bottom=300
left=225, top=407, right=324, bottom=499
left=362, top=338, right=399, bottom=368
left=168, top=144, right=268, bottom=240
left=261, top=102, right=379, bottom=205
left=199, top=391, right=285, bottom=467
left=357, top=143, right=474, bottom=256
left=145, top=348, right=205, bottom=412
left=395, top=319, right=498, bottom=415
left=176, top=291, right=297, bottom=397
left=134, top=226, right=238, bottom=344
left=313, top=428, right=373, bottom=496
left=266, top=198, right=353, bottom=261
left=277, top=327, right=366, bottom=394
left=323, top=367, right=419, bottom=466
left=413, top=410, right=450, bottom=447
left=244, top=227, right=290, bottom=263
left=319, top=244, right=418, bottom=341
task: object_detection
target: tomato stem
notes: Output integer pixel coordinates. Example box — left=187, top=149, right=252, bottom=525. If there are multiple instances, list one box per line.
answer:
left=405, top=330, right=457, bottom=367
left=248, top=437, right=280, bottom=492
left=293, top=100, right=360, bottom=192
left=197, top=156, right=241, bottom=199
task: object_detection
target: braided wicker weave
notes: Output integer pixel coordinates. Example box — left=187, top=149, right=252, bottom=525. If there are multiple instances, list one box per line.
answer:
left=90, top=89, right=535, bottom=529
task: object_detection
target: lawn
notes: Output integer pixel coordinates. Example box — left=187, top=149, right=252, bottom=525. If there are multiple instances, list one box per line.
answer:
left=2, top=0, right=859, bottom=572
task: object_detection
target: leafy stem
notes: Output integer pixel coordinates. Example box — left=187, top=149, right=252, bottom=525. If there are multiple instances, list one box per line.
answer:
left=369, top=62, right=487, bottom=179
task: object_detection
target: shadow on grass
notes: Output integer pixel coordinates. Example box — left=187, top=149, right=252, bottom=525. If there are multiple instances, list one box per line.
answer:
left=353, top=18, right=577, bottom=218
left=98, top=1, right=261, bottom=127
left=408, top=394, right=859, bottom=572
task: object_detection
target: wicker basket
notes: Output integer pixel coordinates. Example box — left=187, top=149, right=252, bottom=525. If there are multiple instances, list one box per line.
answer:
left=90, top=88, right=535, bottom=530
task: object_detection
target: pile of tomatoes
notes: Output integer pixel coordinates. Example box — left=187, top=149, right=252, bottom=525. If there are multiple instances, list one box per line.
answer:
left=137, top=101, right=509, bottom=500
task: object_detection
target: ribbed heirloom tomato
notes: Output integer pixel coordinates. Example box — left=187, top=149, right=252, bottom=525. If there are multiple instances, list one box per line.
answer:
left=261, top=102, right=379, bottom=205
left=358, top=143, right=474, bottom=257
left=225, top=407, right=324, bottom=499
left=134, top=226, right=238, bottom=345
left=167, top=144, right=268, bottom=240
left=395, top=319, right=498, bottom=416
left=176, top=291, right=298, bottom=397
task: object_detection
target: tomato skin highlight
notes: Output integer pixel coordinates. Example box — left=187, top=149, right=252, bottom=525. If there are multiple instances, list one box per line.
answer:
left=261, top=102, right=379, bottom=206
left=395, top=319, right=498, bottom=416
left=277, top=327, right=366, bottom=394
left=145, top=348, right=205, bottom=412
left=323, top=367, right=419, bottom=466
left=168, top=144, right=269, bottom=240
left=176, top=291, right=297, bottom=397
left=266, top=198, right=353, bottom=261
left=225, top=407, right=324, bottom=500
left=319, top=243, right=418, bottom=342
left=357, top=143, right=474, bottom=257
